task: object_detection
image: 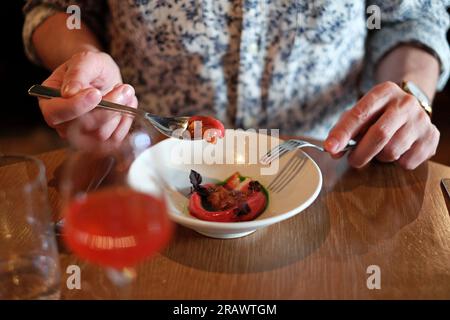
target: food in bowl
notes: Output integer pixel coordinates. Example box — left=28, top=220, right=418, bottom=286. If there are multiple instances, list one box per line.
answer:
left=186, top=116, right=225, bottom=144
left=188, top=170, right=268, bottom=222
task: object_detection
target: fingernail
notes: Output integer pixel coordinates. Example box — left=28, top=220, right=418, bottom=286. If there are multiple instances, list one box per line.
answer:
left=325, top=137, right=340, bottom=153
left=85, top=89, right=101, bottom=103
left=122, top=85, right=134, bottom=98
left=63, top=81, right=82, bottom=96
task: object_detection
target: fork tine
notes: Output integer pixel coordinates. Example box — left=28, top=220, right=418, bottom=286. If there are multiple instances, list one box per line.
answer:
left=265, top=140, right=295, bottom=160
left=260, top=145, right=278, bottom=163
left=267, top=154, right=296, bottom=189
left=269, top=147, right=292, bottom=163
left=261, top=145, right=282, bottom=164
left=263, top=146, right=287, bottom=165
left=269, top=155, right=302, bottom=191
left=261, top=140, right=297, bottom=164
left=272, top=156, right=307, bottom=193
left=261, top=147, right=281, bottom=164
left=268, top=153, right=300, bottom=190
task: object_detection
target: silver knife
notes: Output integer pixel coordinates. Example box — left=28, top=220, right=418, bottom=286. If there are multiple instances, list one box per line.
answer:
left=442, top=179, right=450, bottom=200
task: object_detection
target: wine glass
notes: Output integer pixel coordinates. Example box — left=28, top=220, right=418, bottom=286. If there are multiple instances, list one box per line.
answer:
left=60, top=113, right=173, bottom=296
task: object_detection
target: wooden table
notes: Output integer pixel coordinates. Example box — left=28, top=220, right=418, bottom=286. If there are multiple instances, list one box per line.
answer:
left=10, top=144, right=450, bottom=299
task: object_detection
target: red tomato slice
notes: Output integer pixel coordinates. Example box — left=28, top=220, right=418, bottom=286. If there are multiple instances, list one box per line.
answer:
left=188, top=192, right=237, bottom=222
left=223, top=172, right=242, bottom=190
left=188, top=185, right=268, bottom=222
left=187, top=116, right=225, bottom=143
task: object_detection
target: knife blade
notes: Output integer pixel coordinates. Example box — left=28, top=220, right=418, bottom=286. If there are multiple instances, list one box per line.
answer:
left=442, top=179, right=450, bottom=200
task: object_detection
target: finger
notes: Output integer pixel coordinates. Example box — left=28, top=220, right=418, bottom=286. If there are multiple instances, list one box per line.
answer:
left=41, top=62, right=68, bottom=88
left=81, top=84, right=134, bottom=130
left=61, top=51, right=120, bottom=97
left=375, top=123, right=417, bottom=163
left=347, top=99, right=408, bottom=168
left=78, top=84, right=135, bottom=131
left=376, top=95, right=431, bottom=163
left=89, top=111, right=122, bottom=141
left=82, top=84, right=135, bottom=141
left=67, top=85, right=134, bottom=134
left=397, top=126, right=440, bottom=170
left=39, top=88, right=102, bottom=126
left=110, top=95, right=138, bottom=142
left=324, top=82, right=401, bottom=154
left=330, top=151, right=346, bottom=159
left=103, top=84, right=135, bottom=107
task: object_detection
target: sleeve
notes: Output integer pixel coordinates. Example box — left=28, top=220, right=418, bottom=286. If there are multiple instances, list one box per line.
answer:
left=22, top=0, right=108, bottom=66
left=361, top=0, right=450, bottom=92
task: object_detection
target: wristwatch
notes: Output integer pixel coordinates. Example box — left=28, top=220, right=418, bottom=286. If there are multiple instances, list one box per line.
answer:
left=401, top=80, right=432, bottom=117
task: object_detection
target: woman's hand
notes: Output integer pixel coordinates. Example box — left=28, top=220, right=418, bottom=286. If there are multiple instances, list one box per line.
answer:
left=324, top=81, right=440, bottom=170
left=39, top=50, right=138, bottom=141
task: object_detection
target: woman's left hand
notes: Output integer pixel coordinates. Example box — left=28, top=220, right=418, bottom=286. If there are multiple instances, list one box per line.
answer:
left=324, top=81, right=440, bottom=170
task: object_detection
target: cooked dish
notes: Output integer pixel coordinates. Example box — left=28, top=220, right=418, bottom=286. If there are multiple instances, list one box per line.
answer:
left=188, top=170, right=268, bottom=222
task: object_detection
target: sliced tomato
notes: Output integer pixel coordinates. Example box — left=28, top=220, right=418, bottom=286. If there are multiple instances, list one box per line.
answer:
left=188, top=192, right=236, bottom=222
left=187, top=116, right=225, bottom=143
left=223, top=172, right=242, bottom=190
left=188, top=190, right=267, bottom=222
left=235, top=190, right=267, bottom=222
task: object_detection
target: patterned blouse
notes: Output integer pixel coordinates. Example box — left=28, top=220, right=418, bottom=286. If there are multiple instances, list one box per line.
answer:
left=23, top=0, right=450, bottom=139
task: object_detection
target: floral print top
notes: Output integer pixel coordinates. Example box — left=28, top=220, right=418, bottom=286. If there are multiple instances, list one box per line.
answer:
left=23, top=0, right=450, bottom=138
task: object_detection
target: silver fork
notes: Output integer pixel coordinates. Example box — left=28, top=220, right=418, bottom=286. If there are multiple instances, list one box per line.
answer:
left=28, top=84, right=190, bottom=138
left=267, top=151, right=307, bottom=193
left=261, top=139, right=356, bottom=165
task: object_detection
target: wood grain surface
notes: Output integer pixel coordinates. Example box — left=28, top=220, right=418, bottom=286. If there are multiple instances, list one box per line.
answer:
left=3, top=141, right=450, bottom=299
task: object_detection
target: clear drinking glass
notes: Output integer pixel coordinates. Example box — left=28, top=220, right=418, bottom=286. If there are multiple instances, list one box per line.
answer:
left=0, top=155, right=61, bottom=300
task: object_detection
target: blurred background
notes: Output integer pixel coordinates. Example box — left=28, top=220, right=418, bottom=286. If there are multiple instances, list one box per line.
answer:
left=1, top=2, right=449, bottom=166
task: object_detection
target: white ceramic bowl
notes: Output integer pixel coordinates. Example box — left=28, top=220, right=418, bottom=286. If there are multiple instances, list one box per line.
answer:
left=128, top=130, right=322, bottom=239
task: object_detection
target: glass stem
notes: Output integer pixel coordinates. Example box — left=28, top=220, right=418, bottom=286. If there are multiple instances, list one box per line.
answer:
left=105, top=267, right=136, bottom=299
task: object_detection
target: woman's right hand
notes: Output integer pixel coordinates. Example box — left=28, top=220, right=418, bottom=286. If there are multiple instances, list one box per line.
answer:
left=39, top=50, right=138, bottom=141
